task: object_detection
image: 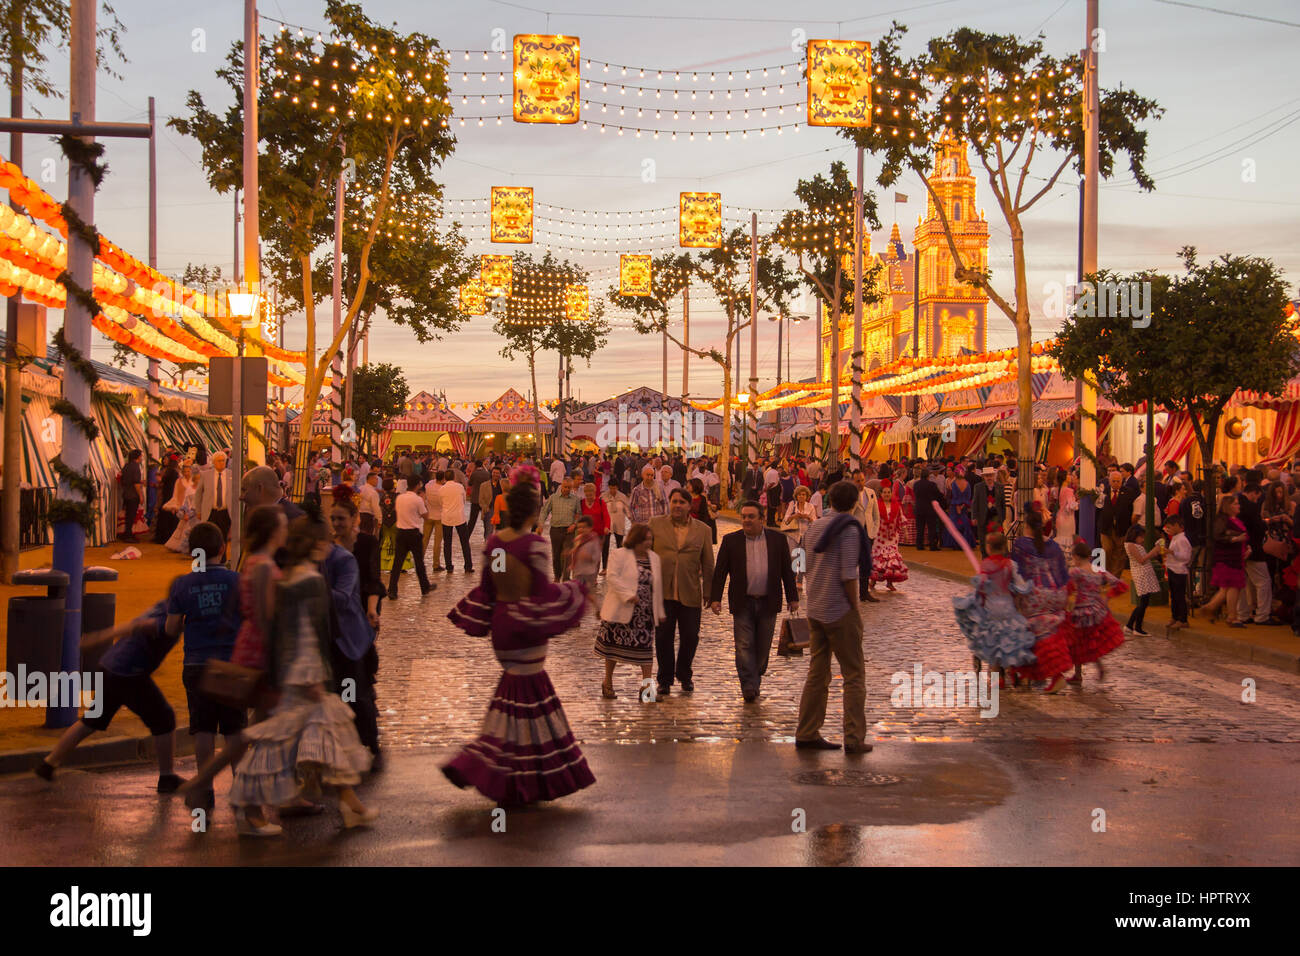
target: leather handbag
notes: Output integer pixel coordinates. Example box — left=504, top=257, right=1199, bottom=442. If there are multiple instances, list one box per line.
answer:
left=198, top=659, right=263, bottom=709
left=1263, top=534, right=1291, bottom=560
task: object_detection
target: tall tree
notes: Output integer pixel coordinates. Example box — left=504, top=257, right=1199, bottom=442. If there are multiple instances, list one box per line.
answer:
left=0, top=0, right=126, bottom=106
left=350, top=361, right=408, bottom=455
left=842, top=23, right=1160, bottom=509
left=542, top=301, right=609, bottom=455
left=607, top=251, right=691, bottom=450
left=492, top=251, right=599, bottom=454
left=613, top=235, right=799, bottom=503
left=171, top=0, right=456, bottom=494
left=772, top=160, right=882, bottom=461
left=1052, top=248, right=1294, bottom=570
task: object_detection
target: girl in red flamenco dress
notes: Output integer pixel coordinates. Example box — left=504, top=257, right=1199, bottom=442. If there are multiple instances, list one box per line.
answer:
left=1064, top=539, right=1128, bottom=684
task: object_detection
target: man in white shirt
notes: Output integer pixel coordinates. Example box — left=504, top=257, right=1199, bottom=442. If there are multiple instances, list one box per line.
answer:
left=387, top=478, right=433, bottom=600
left=659, top=465, right=680, bottom=497
left=423, top=471, right=446, bottom=570
left=763, top=461, right=781, bottom=527
left=359, top=472, right=383, bottom=526
left=852, top=470, right=882, bottom=603
left=440, top=472, right=473, bottom=573
left=549, top=456, right=568, bottom=492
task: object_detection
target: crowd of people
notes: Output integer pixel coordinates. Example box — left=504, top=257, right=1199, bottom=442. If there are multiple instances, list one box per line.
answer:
left=72, top=439, right=1300, bottom=826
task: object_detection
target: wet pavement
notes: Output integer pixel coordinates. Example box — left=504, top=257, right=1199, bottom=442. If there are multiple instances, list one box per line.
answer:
left=2, top=518, right=1298, bottom=865
left=375, top=519, right=1300, bottom=747
left=1, top=742, right=1296, bottom=865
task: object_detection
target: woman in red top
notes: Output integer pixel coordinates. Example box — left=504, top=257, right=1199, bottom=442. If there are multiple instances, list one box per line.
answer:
left=580, top=481, right=610, bottom=539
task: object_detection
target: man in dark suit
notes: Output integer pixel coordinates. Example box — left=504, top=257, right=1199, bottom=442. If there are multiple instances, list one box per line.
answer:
left=912, top=468, right=945, bottom=551
left=1117, top=463, right=1141, bottom=530
left=710, top=499, right=798, bottom=702
left=1097, top=469, right=1126, bottom=574
left=972, top=467, right=1001, bottom=557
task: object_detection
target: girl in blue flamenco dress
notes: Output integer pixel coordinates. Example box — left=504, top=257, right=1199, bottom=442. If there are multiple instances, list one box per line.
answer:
left=953, top=532, right=1039, bottom=688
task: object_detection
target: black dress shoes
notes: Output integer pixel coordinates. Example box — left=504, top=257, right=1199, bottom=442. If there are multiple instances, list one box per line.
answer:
left=795, top=737, right=841, bottom=751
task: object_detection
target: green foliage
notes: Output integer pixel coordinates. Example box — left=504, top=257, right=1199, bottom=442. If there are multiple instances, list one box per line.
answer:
left=0, top=0, right=127, bottom=107
left=607, top=252, right=691, bottom=335
left=839, top=23, right=1161, bottom=321
left=494, top=251, right=608, bottom=440
left=1051, top=248, right=1296, bottom=462
left=772, top=159, right=883, bottom=315
left=351, top=362, right=408, bottom=452
left=171, top=1, right=459, bottom=357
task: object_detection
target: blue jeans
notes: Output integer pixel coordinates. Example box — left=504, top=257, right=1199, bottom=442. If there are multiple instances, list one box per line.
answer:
left=733, top=597, right=777, bottom=698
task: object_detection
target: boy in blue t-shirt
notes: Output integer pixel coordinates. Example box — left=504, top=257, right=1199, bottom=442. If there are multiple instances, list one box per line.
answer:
left=35, top=600, right=185, bottom=792
left=163, top=522, right=244, bottom=808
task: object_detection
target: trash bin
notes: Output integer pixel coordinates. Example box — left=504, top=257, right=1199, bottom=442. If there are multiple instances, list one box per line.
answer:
left=81, top=566, right=119, bottom=674
left=6, top=569, right=70, bottom=683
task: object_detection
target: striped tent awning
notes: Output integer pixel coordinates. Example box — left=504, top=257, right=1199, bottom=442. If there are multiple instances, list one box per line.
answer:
left=1257, top=404, right=1300, bottom=467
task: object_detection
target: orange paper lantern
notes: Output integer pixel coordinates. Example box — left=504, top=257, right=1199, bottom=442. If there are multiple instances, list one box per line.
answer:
left=565, top=283, right=589, bottom=321
left=480, top=254, right=513, bottom=297
left=679, top=192, right=722, bottom=249
left=619, top=254, right=652, bottom=296
left=490, top=186, right=534, bottom=243
left=459, top=279, right=487, bottom=315
left=806, top=39, right=872, bottom=128
left=513, top=35, right=580, bottom=124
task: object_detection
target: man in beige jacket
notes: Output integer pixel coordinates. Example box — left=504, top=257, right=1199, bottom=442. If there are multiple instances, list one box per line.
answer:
left=650, top=488, right=716, bottom=696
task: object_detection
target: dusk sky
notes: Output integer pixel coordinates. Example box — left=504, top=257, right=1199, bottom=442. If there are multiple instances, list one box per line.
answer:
left=13, top=0, right=1299, bottom=407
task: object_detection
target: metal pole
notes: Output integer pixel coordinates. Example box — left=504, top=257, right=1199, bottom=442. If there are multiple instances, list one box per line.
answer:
left=681, top=282, right=689, bottom=453
left=232, top=0, right=259, bottom=566
left=748, top=212, right=758, bottom=471
left=814, top=298, right=824, bottom=462
left=911, top=238, right=920, bottom=459
left=661, top=318, right=667, bottom=450
left=241, top=0, right=263, bottom=472
left=1078, top=0, right=1101, bottom=550
left=829, top=271, right=841, bottom=469
left=2, top=52, right=25, bottom=583
left=233, top=190, right=240, bottom=284
left=49, top=0, right=96, bottom=728
left=330, top=163, right=343, bottom=464
left=850, top=146, right=864, bottom=472
left=145, top=97, right=161, bottom=519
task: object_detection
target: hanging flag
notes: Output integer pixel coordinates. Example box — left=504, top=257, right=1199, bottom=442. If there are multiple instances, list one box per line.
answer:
left=679, top=192, right=722, bottom=248
left=895, top=192, right=909, bottom=203
left=513, top=35, right=581, bottom=124
left=459, top=279, right=487, bottom=316
left=565, top=283, right=589, bottom=321
left=806, top=39, right=872, bottom=127
left=619, top=254, right=652, bottom=296
left=480, top=254, right=513, bottom=297
left=490, top=186, right=534, bottom=243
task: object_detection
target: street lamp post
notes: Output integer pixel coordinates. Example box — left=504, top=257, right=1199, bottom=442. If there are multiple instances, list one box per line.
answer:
left=227, top=287, right=260, bottom=569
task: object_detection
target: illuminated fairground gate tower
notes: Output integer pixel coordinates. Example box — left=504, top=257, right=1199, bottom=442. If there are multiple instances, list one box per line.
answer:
left=821, top=130, right=989, bottom=374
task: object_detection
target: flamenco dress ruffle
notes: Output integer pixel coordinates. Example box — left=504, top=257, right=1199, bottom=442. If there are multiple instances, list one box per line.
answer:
left=444, top=566, right=594, bottom=805
left=952, top=589, right=1038, bottom=668
left=1012, top=586, right=1075, bottom=681
left=1065, top=614, right=1125, bottom=665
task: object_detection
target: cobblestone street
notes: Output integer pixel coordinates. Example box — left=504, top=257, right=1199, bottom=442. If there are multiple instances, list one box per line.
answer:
left=377, top=520, right=1300, bottom=749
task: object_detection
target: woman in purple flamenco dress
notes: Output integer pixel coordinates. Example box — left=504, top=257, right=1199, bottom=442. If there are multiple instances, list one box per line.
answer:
left=444, top=469, right=595, bottom=806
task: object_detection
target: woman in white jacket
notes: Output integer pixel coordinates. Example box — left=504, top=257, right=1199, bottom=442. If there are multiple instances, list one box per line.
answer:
left=594, top=523, right=665, bottom=700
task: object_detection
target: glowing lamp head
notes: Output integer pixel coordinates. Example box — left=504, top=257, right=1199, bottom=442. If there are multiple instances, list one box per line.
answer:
left=736, top=392, right=751, bottom=405
left=226, top=289, right=260, bottom=318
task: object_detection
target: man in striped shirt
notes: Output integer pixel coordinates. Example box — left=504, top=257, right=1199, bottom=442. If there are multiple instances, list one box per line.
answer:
left=630, top=465, right=669, bottom=525
left=795, top=480, right=871, bottom=754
